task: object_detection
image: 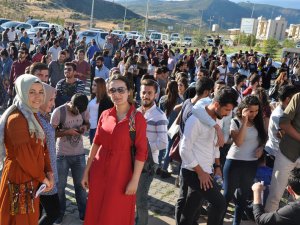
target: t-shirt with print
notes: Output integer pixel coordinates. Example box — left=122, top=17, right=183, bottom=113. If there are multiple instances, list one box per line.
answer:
left=226, top=118, right=259, bottom=161
left=50, top=104, right=89, bottom=156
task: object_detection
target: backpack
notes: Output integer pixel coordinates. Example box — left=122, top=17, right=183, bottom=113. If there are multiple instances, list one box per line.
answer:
left=129, top=109, right=157, bottom=175
left=57, top=104, right=84, bottom=130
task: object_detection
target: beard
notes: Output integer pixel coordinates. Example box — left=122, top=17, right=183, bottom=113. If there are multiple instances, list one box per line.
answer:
left=142, top=100, right=154, bottom=108
left=215, top=109, right=223, bottom=120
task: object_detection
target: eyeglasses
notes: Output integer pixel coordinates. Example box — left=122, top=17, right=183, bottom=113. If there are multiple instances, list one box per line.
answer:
left=108, top=87, right=127, bottom=94
left=64, top=67, right=73, bottom=72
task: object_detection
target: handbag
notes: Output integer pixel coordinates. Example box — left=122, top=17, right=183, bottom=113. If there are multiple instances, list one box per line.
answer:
left=129, top=109, right=157, bottom=175
left=7, top=181, right=35, bottom=215
left=169, top=132, right=182, bottom=163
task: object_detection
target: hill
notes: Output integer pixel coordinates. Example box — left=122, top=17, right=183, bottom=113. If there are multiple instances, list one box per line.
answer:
left=115, top=0, right=300, bottom=28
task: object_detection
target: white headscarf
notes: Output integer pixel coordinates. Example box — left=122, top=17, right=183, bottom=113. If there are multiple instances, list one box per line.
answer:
left=0, top=74, right=45, bottom=170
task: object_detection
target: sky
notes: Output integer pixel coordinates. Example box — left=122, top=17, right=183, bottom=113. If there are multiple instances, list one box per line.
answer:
left=229, top=0, right=300, bottom=9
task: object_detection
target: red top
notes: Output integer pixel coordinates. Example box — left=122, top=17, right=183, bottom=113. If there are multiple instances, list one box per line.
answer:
left=84, top=105, right=148, bottom=225
left=9, top=59, right=32, bottom=91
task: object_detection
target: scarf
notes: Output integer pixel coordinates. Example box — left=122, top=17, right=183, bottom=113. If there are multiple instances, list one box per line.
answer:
left=0, top=74, right=45, bottom=170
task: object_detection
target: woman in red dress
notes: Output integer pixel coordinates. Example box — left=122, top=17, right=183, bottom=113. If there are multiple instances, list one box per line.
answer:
left=82, top=75, right=148, bottom=225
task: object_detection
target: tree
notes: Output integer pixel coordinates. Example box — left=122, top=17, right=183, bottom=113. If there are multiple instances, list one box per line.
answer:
left=282, top=39, right=296, bottom=48
left=193, top=31, right=206, bottom=48
left=235, top=33, right=257, bottom=47
left=262, top=38, right=279, bottom=56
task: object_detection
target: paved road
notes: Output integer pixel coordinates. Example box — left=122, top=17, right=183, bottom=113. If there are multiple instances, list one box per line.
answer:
left=60, top=133, right=255, bottom=225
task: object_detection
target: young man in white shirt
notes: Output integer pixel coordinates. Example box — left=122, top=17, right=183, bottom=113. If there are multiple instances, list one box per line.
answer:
left=136, top=79, right=168, bottom=225
left=179, top=87, right=238, bottom=225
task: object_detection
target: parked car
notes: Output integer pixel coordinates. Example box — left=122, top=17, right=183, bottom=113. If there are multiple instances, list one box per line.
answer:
left=149, top=32, right=169, bottom=43
left=76, top=30, right=108, bottom=49
left=27, top=26, right=48, bottom=41
left=181, top=36, right=193, bottom=47
left=223, top=39, right=233, bottom=46
left=166, top=37, right=181, bottom=47
left=206, top=38, right=215, bottom=47
left=37, top=22, right=63, bottom=32
left=0, top=18, right=11, bottom=25
left=296, top=42, right=300, bottom=48
left=26, top=19, right=46, bottom=27
left=1, top=21, right=33, bottom=31
left=126, top=34, right=146, bottom=43
left=112, top=30, right=126, bottom=35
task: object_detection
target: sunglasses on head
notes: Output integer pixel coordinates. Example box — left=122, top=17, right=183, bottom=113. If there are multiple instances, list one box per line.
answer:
left=108, top=87, right=127, bottom=94
left=64, top=67, right=73, bottom=71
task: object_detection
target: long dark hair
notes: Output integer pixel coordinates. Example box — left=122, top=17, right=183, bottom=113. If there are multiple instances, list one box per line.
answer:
left=235, top=95, right=267, bottom=145
left=93, top=77, right=108, bottom=103
left=164, top=80, right=179, bottom=117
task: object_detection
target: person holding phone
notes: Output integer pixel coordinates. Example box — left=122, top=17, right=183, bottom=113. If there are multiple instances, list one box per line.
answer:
left=221, top=95, right=267, bottom=225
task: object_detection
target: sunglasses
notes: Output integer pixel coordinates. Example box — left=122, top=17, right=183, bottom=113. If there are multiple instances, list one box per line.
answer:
left=64, top=67, right=73, bottom=71
left=108, top=87, right=127, bottom=94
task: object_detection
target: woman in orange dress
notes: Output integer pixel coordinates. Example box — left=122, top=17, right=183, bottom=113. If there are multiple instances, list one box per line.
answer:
left=0, top=74, right=53, bottom=225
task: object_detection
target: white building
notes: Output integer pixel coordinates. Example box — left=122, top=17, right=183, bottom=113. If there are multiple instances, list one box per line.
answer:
left=288, top=24, right=300, bottom=40
left=241, top=16, right=287, bottom=41
left=240, top=18, right=258, bottom=35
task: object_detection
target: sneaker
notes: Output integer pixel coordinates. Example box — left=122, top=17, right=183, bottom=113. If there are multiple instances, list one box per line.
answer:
left=53, top=216, right=63, bottom=225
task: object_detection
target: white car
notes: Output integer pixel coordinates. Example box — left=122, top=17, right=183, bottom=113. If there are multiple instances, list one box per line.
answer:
left=223, top=39, right=233, bottom=46
left=112, top=30, right=126, bottom=35
left=38, top=22, right=63, bottom=32
left=27, top=26, right=48, bottom=41
left=76, top=30, right=108, bottom=49
left=127, top=34, right=146, bottom=43
left=181, top=37, right=193, bottom=47
left=1, top=21, right=33, bottom=31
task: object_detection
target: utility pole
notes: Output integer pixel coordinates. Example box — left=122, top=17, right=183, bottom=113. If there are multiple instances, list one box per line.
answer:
left=208, top=16, right=214, bottom=32
left=199, top=10, right=204, bottom=33
left=123, top=0, right=128, bottom=31
left=90, top=0, right=95, bottom=29
left=144, top=0, right=150, bottom=37
left=250, top=2, right=255, bottom=48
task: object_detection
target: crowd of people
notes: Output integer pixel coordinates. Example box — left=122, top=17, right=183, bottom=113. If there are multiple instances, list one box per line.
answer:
left=0, top=23, right=300, bottom=225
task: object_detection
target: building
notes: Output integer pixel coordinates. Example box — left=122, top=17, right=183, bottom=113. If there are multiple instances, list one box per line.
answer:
left=256, top=16, right=287, bottom=40
left=240, top=18, right=258, bottom=35
left=288, top=24, right=300, bottom=40
left=240, top=16, right=287, bottom=41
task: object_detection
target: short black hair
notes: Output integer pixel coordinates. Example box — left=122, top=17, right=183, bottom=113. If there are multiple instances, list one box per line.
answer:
left=288, top=168, right=300, bottom=195
left=234, top=73, right=247, bottom=86
left=214, top=87, right=238, bottom=108
left=30, top=62, right=48, bottom=75
left=141, top=79, right=158, bottom=93
left=195, top=77, right=214, bottom=96
left=278, top=85, right=298, bottom=102
left=0, top=49, right=9, bottom=57
left=65, top=62, right=77, bottom=71
left=71, top=93, right=89, bottom=113
left=96, top=56, right=104, bottom=62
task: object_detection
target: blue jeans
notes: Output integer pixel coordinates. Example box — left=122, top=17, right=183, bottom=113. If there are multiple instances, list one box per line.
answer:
left=56, top=154, right=87, bottom=220
left=222, top=159, right=258, bottom=225
left=135, top=172, right=154, bottom=225
left=162, top=137, right=173, bottom=171
left=134, top=76, right=142, bottom=102
left=89, top=128, right=96, bottom=145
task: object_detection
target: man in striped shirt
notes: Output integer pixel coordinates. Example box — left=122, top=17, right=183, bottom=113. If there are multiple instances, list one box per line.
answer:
left=136, top=79, right=168, bottom=225
left=55, top=62, right=85, bottom=107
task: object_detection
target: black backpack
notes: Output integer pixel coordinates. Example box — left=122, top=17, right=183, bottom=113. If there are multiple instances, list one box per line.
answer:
left=129, top=109, right=156, bottom=175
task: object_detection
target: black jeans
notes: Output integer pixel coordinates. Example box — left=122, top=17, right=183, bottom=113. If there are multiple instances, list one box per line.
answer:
left=175, top=169, right=200, bottom=225
left=222, top=159, right=258, bottom=225
left=39, top=194, right=60, bottom=225
left=179, top=169, right=226, bottom=225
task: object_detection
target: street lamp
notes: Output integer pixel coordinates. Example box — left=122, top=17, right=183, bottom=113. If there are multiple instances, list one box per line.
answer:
left=123, top=0, right=128, bottom=31
left=144, top=0, right=150, bottom=37
left=90, top=0, right=95, bottom=29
